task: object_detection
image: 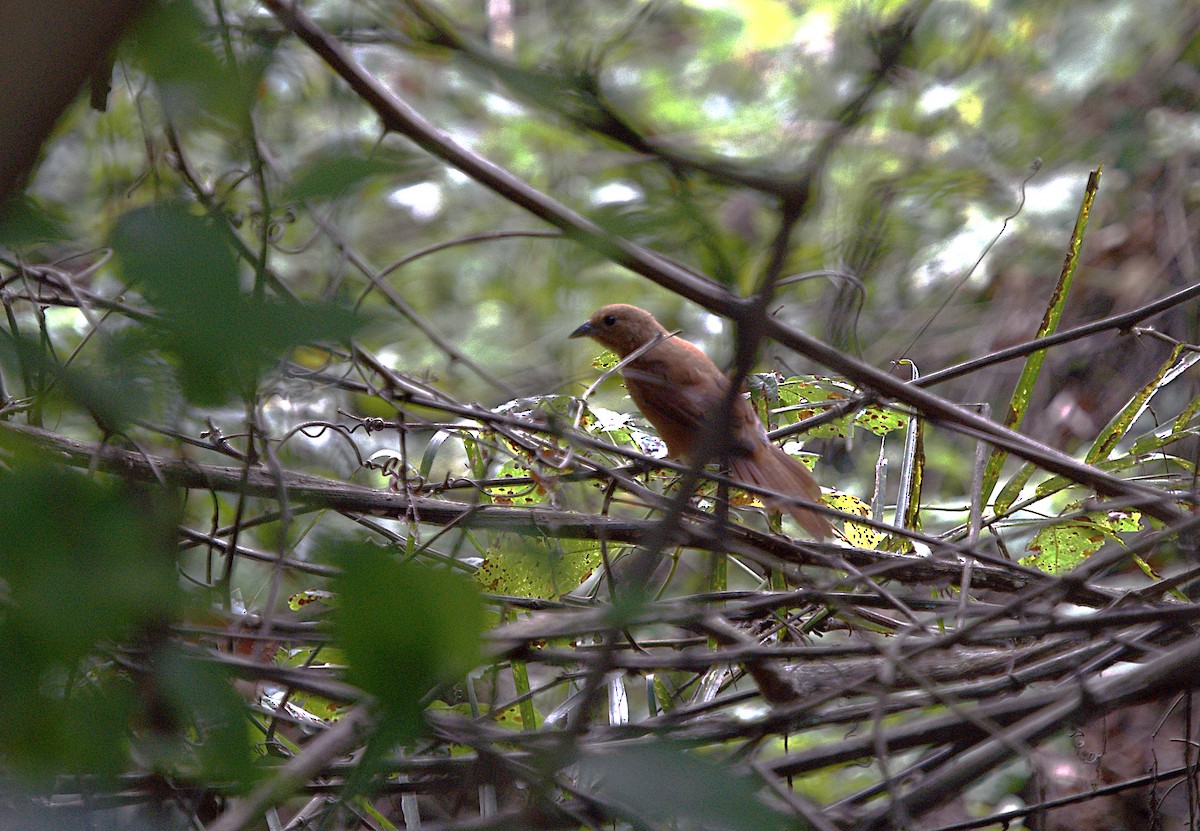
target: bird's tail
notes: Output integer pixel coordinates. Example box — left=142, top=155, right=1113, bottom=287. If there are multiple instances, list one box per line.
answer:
left=731, top=444, right=834, bottom=539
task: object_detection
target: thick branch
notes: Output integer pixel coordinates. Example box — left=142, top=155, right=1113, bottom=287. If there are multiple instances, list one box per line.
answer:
left=0, top=420, right=1054, bottom=595
left=0, top=0, right=149, bottom=200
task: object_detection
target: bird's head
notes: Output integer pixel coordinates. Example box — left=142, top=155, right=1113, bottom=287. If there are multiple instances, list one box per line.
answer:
left=569, top=304, right=669, bottom=357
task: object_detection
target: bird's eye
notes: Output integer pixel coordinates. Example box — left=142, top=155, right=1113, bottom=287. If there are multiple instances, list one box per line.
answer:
left=603, top=315, right=617, bottom=327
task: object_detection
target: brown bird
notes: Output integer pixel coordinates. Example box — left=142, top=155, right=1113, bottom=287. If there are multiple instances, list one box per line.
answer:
left=571, top=304, right=833, bottom=539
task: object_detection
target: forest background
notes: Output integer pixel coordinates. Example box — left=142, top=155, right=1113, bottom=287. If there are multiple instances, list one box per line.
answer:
left=2, top=0, right=1200, bottom=829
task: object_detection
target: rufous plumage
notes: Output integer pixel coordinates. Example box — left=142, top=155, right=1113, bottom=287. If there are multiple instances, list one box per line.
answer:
left=571, top=304, right=832, bottom=539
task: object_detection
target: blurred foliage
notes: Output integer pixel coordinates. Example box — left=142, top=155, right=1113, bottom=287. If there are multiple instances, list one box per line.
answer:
left=331, top=542, right=484, bottom=736
left=1021, top=508, right=1142, bottom=572
left=576, top=740, right=792, bottom=831
left=110, top=202, right=361, bottom=405
left=0, top=0, right=1199, bottom=827
left=0, top=458, right=255, bottom=788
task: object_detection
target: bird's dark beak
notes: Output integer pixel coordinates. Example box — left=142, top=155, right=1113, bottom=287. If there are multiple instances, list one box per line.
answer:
left=569, top=320, right=595, bottom=339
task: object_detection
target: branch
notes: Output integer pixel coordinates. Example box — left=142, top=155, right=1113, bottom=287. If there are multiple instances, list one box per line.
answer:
left=859, top=633, right=1200, bottom=828
left=206, top=706, right=373, bottom=831
left=0, top=420, right=1056, bottom=596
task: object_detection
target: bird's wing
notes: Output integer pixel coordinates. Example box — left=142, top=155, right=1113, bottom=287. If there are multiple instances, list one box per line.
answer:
left=622, top=342, right=758, bottom=458
left=624, top=357, right=723, bottom=428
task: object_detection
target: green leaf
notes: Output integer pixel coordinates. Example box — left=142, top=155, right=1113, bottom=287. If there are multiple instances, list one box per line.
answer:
left=0, top=668, right=134, bottom=786
left=994, top=461, right=1037, bottom=516
left=494, top=394, right=581, bottom=423
left=854, top=405, right=909, bottom=436
left=1032, top=454, right=1172, bottom=504
left=746, top=372, right=780, bottom=428
left=1171, top=386, right=1200, bottom=434
left=1021, top=520, right=1104, bottom=573
left=980, top=168, right=1101, bottom=504
left=124, top=0, right=260, bottom=126
left=110, top=203, right=240, bottom=314
left=507, top=658, right=539, bottom=732
left=1020, top=510, right=1140, bottom=574
left=768, top=376, right=909, bottom=440
left=111, top=203, right=360, bottom=404
left=282, top=666, right=351, bottom=722
left=475, top=535, right=601, bottom=599
left=1086, top=343, right=1197, bottom=464
left=286, top=150, right=433, bottom=202
left=288, top=590, right=336, bottom=611
left=591, top=350, right=619, bottom=371
left=331, top=543, right=484, bottom=737
left=824, top=491, right=880, bottom=549
left=576, top=741, right=789, bottom=831
left=773, top=376, right=853, bottom=439
left=144, top=647, right=259, bottom=788
left=486, top=459, right=548, bottom=505
left=0, top=196, right=71, bottom=248
left=0, top=461, right=180, bottom=782
left=0, top=463, right=179, bottom=666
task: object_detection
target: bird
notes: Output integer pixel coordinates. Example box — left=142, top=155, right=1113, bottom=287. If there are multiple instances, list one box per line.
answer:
left=570, top=303, right=833, bottom=539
